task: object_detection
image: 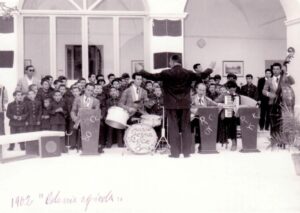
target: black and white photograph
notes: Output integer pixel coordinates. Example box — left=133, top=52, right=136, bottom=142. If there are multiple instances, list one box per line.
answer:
left=0, top=0, right=300, bottom=213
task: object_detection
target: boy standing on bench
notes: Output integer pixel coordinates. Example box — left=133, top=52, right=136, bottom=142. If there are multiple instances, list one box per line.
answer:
left=6, top=90, right=29, bottom=151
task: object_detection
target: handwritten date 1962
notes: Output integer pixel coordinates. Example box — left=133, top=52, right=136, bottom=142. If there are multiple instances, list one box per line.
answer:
left=11, top=191, right=123, bottom=212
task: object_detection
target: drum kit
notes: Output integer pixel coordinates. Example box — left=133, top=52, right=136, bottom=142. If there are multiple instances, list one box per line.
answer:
left=105, top=106, right=170, bottom=154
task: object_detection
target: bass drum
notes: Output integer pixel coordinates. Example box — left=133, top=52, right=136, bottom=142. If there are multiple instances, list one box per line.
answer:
left=124, top=124, right=158, bottom=154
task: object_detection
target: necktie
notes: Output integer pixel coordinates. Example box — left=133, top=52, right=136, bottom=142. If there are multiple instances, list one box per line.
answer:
left=85, top=97, right=89, bottom=107
left=276, top=77, right=279, bottom=83
left=136, top=87, right=140, bottom=99
left=199, top=97, right=204, bottom=105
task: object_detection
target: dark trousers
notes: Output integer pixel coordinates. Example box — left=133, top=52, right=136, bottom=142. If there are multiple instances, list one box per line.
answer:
left=27, top=125, right=40, bottom=132
left=259, top=102, right=270, bottom=130
left=69, top=127, right=81, bottom=149
left=166, top=109, right=192, bottom=156
left=9, top=126, right=26, bottom=150
left=107, top=126, right=124, bottom=147
left=41, top=119, right=51, bottom=130
left=0, top=112, right=4, bottom=135
left=270, top=115, right=282, bottom=138
left=269, top=104, right=282, bottom=141
left=191, top=118, right=201, bottom=152
left=99, top=120, right=106, bottom=146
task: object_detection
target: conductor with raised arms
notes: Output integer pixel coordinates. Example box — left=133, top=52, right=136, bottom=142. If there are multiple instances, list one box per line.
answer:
left=136, top=55, right=215, bottom=158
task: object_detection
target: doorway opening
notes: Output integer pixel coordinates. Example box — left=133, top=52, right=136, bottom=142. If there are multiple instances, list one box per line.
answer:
left=66, top=45, right=103, bottom=79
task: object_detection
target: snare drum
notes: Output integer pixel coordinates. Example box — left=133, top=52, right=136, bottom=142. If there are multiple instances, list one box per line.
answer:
left=124, top=124, right=157, bottom=154
left=140, top=114, right=161, bottom=127
left=105, top=106, right=129, bottom=129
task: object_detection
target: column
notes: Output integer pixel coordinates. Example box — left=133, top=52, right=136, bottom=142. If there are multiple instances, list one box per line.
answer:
left=280, top=0, right=300, bottom=113
left=286, top=19, right=300, bottom=114
left=144, top=0, right=187, bottom=73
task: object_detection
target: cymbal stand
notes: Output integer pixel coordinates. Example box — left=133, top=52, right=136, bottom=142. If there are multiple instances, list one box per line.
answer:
left=155, top=106, right=170, bottom=154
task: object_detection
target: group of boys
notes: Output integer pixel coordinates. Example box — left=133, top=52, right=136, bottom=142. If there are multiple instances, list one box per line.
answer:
left=6, top=69, right=164, bottom=152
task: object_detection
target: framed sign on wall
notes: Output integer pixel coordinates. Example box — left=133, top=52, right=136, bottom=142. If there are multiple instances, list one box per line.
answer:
left=24, top=59, right=32, bottom=67
left=222, top=61, right=244, bottom=77
left=131, top=60, right=144, bottom=74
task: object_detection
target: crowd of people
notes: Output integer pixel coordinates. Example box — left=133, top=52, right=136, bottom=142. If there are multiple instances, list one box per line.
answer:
left=0, top=55, right=295, bottom=157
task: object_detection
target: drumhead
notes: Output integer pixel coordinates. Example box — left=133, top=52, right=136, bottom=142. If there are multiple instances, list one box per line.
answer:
left=105, top=106, right=129, bottom=129
left=141, top=114, right=161, bottom=119
left=124, top=124, right=157, bottom=154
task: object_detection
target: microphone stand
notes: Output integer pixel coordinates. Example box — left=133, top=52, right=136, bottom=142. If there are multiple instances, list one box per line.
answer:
left=155, top=106, right=170, bottom=154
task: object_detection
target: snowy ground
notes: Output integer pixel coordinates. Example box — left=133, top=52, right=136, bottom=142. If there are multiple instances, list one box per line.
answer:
left=0, top=132, right=300, bottom=213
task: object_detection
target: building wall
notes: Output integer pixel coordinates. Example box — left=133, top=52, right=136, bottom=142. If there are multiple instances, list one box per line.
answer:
left=184, top=0, right=287, bottom=85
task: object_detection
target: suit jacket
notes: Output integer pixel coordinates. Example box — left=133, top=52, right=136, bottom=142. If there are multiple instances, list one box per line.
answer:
left=262, top=74, right=295, bottom=105
left=16, top=76, right=40, bottom=93
left=41, top=107, right=51, bottom=130
left=6, top=101, right=29, bottom=127
left=191, top=95, right=218, bottom=119
left=70, top=96, right=100, bottom=122
left=118, top=85, right=149, bottom=113
left=140, top=65, right=213, bottom=109
left=257, top=77, right=269, bottom=103
left=95, top=93, right=107, bottom=119
left=36, top=88, right=53, bottom=103
left=240, top=84, right=258, bottom=100
left=25, top=99, right=42, bottom=125
left=146, top=95, right=164, bottom=116
left=49, top=100, right=68, bottom=125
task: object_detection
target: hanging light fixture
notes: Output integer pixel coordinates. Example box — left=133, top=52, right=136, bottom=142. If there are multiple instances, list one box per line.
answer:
left=0, top=1, right=19, bottom=19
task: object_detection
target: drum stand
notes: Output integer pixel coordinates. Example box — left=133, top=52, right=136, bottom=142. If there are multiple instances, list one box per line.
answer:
left=155, top=106, right=170, bottom=154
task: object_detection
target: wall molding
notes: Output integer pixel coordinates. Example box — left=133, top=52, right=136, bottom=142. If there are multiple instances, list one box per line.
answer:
left=285, top=17, right=300, bottom=26
left=184, top=34, right=286, bottom=41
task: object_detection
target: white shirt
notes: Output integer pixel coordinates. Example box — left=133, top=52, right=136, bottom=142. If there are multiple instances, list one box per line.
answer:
left=196, top=94, right=206, bottom=106
left=83, top=95, right=92, bottom=108
left=272, top=76, right=280, bottom=90
left=132, top=84, right=140, bottom=101
left=25, top=75, right=33, bottom=86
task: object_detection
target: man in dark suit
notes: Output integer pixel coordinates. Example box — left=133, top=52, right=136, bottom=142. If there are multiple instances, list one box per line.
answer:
left=137, top=55, right=214, bottom=158
left=240, top=74, right=258, bottom=100
left=257, top=69, right=272, bottom=131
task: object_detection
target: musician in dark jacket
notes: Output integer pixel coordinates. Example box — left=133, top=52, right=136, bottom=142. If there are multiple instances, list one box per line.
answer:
left=137, top=55, right=214, bottom=158
left=94, top=84, right=107, bottom=147
left=6, top=90, right=29, bottom=150
left=240, top=74, right=258, bottom=100
left=49, top=90, right=68, bottom=152
left=106, top=87, right=123, bottom=148
left=145, top=86, right=165, bottom=138
left=25, top=90, right=42, bottom=132
left=49, top=90, right=67, bottom=131
left=257, top=69, right=272, bottom=131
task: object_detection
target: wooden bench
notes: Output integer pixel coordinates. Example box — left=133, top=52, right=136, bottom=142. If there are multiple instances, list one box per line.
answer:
left=0, top=131, right=65, bottom=163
